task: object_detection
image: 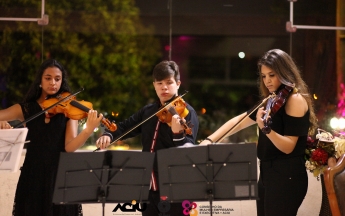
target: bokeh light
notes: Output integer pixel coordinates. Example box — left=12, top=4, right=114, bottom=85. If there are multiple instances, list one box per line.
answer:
left=238, top=52, right=245, bottom=58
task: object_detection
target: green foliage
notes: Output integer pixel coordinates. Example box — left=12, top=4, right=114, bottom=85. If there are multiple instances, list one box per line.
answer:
left=0, top=0, right=161, bottom=122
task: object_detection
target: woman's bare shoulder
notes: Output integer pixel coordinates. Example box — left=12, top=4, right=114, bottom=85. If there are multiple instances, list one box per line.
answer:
left=285, top=93, right=308, bottom=117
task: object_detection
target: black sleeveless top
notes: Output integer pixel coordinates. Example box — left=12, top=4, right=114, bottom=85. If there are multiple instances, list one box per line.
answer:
left=249, top=103, right=310, bottom=161
left=13, top=101, right=82, bottom=216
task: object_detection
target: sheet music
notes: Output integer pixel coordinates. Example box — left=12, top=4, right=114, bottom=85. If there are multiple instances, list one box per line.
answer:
left=0, top=128, right=28, bottom=173
left=177, top=143, right=199, bottom=148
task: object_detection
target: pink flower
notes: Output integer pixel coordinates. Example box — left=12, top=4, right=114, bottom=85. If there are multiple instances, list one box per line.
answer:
left=306, top=136, right=317, bottom=148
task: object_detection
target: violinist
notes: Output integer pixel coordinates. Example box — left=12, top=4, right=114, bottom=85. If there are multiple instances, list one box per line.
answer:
left=200, top=49, right=318, bottom=216
left=96, top=60, right=199, bottom=216
left=0, top=59, right=103, bottom=216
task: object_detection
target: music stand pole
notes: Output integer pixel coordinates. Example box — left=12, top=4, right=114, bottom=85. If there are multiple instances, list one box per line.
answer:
left=99, top=165, right=109, bottom=216
left=206, top=159, right=214, bottom=216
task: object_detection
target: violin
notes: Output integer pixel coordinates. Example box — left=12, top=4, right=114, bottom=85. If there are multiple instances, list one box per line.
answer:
left=156, top=97, right=193, bottom=135
left=261, top=84, right=295, bottom=134
left=41, top=92, right=117, bottom=132
left=93, top=92, right=191, bottom=152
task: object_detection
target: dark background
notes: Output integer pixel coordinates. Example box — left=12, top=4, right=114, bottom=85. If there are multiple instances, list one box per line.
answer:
left=134, top=0, right=338, bottom=141
left=0, top=0, right=341, bottom=147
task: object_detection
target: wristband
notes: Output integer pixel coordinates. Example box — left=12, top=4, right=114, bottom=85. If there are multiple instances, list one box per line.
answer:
left=261, top=126, right=271, bottom=134
left=204, top=137, right=214, bottom=143
left=173, top=131, right=185, bottom=140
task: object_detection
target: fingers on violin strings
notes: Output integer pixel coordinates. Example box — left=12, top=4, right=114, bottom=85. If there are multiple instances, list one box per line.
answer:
left=89, top=110, right=98, bottom=119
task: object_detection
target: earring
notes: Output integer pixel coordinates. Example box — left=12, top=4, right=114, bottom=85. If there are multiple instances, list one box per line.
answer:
left=39, top=84, right=42, bottom=88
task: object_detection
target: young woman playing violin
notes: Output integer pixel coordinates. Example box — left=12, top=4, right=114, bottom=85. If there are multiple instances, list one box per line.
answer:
left=200, top=49, right=318, bottom=216
left=0, top=59, right=103, bottom=216
left=96, top=60, right=199, bottom=216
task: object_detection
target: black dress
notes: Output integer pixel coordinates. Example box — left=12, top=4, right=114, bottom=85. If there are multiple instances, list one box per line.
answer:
left=12, top=102, right=82, bottom=216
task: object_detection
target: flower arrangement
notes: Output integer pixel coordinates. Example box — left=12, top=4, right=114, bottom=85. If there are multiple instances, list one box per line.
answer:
left=305, top=128, right=345, bottom=178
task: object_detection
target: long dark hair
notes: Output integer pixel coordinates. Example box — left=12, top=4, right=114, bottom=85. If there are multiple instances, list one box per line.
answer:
left=23, top=59, right=71, bottom=103
left=257, top=49, right=318, bottom=135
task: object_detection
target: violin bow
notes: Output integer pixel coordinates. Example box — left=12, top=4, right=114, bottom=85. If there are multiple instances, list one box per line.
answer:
left=214, top=94, right=274, bottom=143
left=93, top=91, right=189, bottom=152
left=12, top=88, right=84, bottom=128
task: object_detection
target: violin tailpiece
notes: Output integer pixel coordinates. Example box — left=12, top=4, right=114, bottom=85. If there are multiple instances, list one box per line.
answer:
left=167, top=105, right=178, bottom=115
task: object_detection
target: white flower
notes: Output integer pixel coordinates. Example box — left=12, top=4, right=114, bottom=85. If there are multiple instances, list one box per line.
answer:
left=334, top=137, right=345, bottom=158
left=305, top=160, right=316, bottom=171
left=316, top=130, right=334, bottom=142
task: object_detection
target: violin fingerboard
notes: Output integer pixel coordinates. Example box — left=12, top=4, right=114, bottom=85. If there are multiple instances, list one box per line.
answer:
left=70, top=100, right=90, bottom=112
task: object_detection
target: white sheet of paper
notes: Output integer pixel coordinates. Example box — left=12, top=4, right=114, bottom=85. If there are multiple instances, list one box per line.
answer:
left=0, top=128, right=28, bottom=173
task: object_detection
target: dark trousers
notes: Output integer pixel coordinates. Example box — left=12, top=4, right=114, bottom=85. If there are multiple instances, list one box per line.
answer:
left=142, top=190, right=189, bottom=216
left=256, top=156, right=308, bottom=216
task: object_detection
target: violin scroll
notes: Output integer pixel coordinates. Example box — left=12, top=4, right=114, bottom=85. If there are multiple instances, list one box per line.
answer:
left=100, top=118, right=117, bottom=132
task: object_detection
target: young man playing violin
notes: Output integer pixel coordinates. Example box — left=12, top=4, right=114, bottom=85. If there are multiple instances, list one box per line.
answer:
left=200, top=49, right=318, bottom=216
left=0, top=59, right=103, bottom=216
left=96, top=60, right=199, bottom=216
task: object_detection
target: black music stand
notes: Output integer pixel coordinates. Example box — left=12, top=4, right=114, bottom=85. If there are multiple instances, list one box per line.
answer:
left=53, top=150, right=154, bottom=216
left=157, top=143, right=258, bottom=216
